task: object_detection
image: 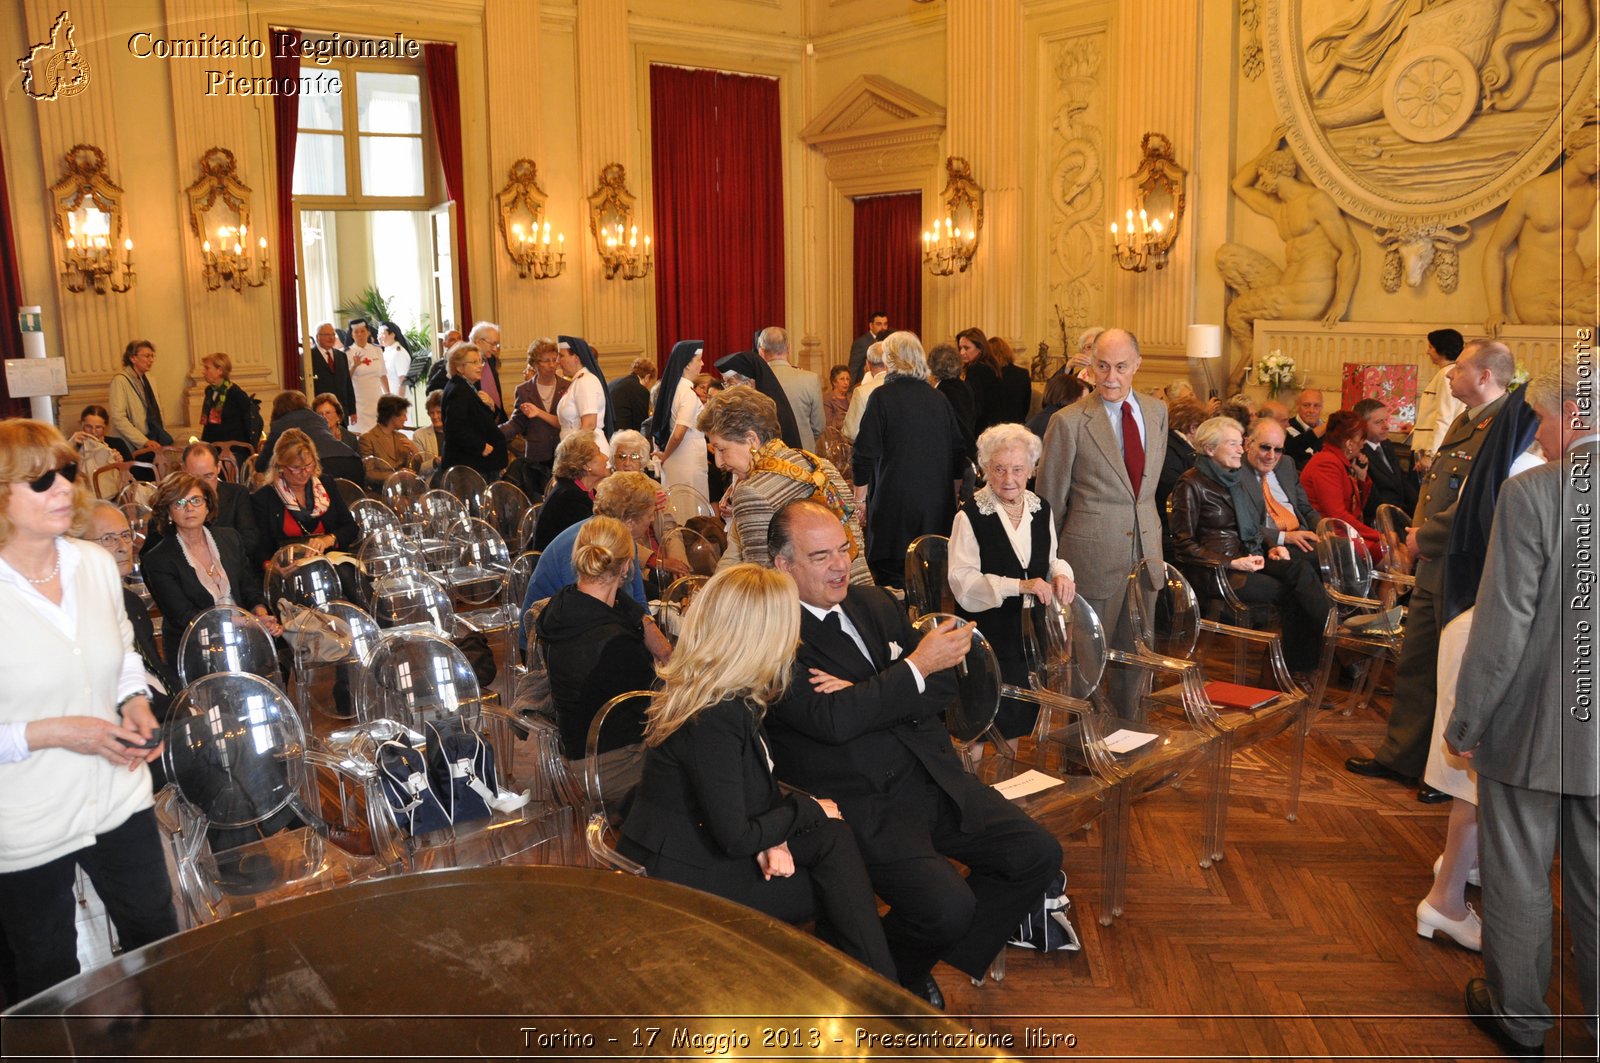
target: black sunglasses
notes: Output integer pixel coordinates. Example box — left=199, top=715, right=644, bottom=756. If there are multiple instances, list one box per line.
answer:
left=26, top=461, right=78, bottom=492
left=1256, top=443, right=1284, bottom=454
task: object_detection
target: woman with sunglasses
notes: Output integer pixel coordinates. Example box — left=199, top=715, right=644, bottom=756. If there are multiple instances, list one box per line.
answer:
left=249, top=429, right=360, bottom=571
left=140, top=472, right=280, bottom=669
left=0, top=420, right=178, bottom=1001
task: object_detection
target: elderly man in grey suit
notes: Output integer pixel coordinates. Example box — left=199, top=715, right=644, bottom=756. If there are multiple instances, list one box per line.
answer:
left=1446, top=358, right=1597, bottom=1058
left=760, top=326, right=825, bottom=453
left=1036, top=328, right=1167, bottom=702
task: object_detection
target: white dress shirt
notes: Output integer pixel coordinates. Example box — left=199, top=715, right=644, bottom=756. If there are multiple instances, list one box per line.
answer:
left=801, top=600, right=925, bottom=691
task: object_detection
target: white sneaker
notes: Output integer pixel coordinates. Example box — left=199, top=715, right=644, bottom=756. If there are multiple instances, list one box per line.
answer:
left=1432, top=854, right=1482, bottom=887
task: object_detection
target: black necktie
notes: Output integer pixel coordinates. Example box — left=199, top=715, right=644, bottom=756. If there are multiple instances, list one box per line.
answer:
left=821, top=610, right=842, bottom=635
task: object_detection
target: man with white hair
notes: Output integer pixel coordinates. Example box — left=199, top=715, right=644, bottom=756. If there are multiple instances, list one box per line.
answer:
left=428, top=322, right=504, bottom=420
left=309, top=322, right=355, bottom=426
left=842, top=340, right=886, bottom=442
left=1447, top=356, right=1597, bottom=1056
left=760, top=326, right=824, bottom=452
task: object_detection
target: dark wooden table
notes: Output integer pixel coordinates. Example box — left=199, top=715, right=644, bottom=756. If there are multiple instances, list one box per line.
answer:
left=3, top=865, right=1016, bottom=1060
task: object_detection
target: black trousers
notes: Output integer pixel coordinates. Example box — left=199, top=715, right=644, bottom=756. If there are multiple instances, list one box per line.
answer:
left=622, top=818, right=897, bottom=983
left=0, top=808, right=178, bottom=1002
left=1232, top=553, right=1331, bottom=672
left=1376, top=584, right=1440, bottom=777
left=867, top=775, right=1062, bottom=984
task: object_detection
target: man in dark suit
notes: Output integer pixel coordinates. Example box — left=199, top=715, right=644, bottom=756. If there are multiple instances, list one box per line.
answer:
left=309, top=322, right=356, bottom=425
left=1446, top=360, right=1596, bottom=1057
left=1353, top=398, right=1418, bottom=522
left=766, top=501, right=1061, bottom=1009
left=1348, top=339, right=1512, bottom=800
left=1283, top=387, right=1324, bottom=468
left=608, top=357, right=656, bottom=433
left=1244, top=417, right=1320, bottom=553
left=847, top=310, right=888, bottom=387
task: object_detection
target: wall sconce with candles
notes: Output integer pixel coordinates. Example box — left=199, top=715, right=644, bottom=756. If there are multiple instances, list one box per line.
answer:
left=923, top=156, right=983, bottom=276
left=50, top=144, right=134, bottom=295
left=184, top=147, right=269, bottom=293
left=587, top=163, right=653, bottom=282
left=496, top=158, right=565, bottom=281
left=1110, top=132, right=1187, bottom=273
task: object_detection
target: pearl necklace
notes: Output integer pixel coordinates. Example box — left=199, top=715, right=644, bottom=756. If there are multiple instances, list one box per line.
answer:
left=16, top=543, right=60, bottom=585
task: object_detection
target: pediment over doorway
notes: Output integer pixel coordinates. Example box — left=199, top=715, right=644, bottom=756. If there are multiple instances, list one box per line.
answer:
left=800, top=75, right=945, bottom=155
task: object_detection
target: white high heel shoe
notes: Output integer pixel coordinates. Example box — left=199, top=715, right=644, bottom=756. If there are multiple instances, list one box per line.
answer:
left=1416, top=899, right=1482, bottom=952
left=1432, top=854, right=1482, bottom=887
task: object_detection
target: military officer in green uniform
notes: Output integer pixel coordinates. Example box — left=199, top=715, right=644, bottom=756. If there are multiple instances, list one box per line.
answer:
left=1346, top=338, right=1514, bottom=801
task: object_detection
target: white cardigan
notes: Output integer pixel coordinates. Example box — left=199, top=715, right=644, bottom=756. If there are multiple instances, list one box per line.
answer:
left=0, top=539, right=153, bottom=873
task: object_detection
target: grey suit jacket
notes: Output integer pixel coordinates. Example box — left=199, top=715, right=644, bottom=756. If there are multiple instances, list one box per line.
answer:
left=1446, top=444, right=1599, bottom=796
left=768, top=359, right=825, bottom=452
left=1036, top=391, right=1168, bottom=601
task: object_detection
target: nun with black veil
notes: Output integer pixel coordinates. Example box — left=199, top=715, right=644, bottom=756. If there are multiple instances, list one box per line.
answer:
left=556, top=334, right=615, bottom=455
left=650, top=340, right=710, bottom=499
left=714, top=349, right=803, bottom=450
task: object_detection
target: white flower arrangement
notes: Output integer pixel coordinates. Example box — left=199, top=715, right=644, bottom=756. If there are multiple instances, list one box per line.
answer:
left=1253, top=349, right=1297, bottom=396
left=1511, top=364, right=1531, bottom=389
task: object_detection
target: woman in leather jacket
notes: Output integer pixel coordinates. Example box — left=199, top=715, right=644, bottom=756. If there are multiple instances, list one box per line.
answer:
left=1168, top=416, right=1330, bottom=674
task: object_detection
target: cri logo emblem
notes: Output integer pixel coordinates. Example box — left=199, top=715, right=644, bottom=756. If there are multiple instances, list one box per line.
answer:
left=18, top=11, right=90, bottom=102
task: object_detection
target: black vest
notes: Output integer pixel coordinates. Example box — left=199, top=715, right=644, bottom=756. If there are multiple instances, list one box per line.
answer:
left=955, top=496, right=1053, bottom=660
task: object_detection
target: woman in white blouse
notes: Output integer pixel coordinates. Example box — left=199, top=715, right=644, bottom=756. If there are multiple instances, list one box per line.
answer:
left=555, top=338, right=610, bottom=456
left=651, top=340, right=709, bottom=500
left=0, top=420, right=177, bottom=1000
left=948, top=422, right=1075, bottom=746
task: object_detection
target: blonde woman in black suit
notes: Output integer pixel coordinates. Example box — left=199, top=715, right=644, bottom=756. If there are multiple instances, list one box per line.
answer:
left=619, top=564, right=896, bottom=982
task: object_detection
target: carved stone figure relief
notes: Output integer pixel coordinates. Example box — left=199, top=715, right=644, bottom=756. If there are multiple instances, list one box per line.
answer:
left=1217, top=130, right=1362, bottom=352
left=1481, top=117, right=1599, bottom=332
left=1043, top=33, right=1107, bottom=349
left=1266, top=0, right=1596, bottom=230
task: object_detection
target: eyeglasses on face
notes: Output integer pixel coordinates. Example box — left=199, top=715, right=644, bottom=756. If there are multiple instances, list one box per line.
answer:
left=282, top=463, right=316, bottom=475
left=613, top=451, right=646, bottom=462
left=1256, top=443, right=1284, bottom=454
left=22, top=461, right=78, bottom=493
left=93, top=530, right=135, bottom=546
left=171, top=495, right=208, bottom=510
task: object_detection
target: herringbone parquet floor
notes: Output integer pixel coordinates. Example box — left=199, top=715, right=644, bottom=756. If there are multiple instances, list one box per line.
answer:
left=934, top=672, right=1596, bottom=1062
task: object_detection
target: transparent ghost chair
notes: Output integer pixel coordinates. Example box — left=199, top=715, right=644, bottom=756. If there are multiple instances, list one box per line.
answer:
left=904, top=534, right=955, bottom=620
left=582, top=690, right=652, bottom=875
left=657, top=524, right=722, bottom=579
left=357, top=525, right=427, bottom=583
left=654, top=574, right=707, bottom=641
left=119, top=501, right=153, bottom=557
left=349, top=496, right=400, bottom=539
left=369, top=566, right=475, bottom=640
left=1124, top=559, right=1306, bottom=865
left=332, top=477, right=368, bottom=511
left=1313, top=517, right=1407, bottom=717
left=1019, top=588, right=1222, bottom=877
left=152, top=672, right=383, bottom=927
left=175, top=605, right=282, bottom=687
left=1373, top=503, right=1417, bottom=587
left=477, top=480, right=530, bottom=546
left=381, top=470, right=428, bottom=533
left=652, top=484, right=716, bottom=542
left=343, top=630, right=573, bottom=871
left=116, top=481, right=157, bottom=508
left=445, top=518, right=512, bottom=620
left=267, top=555, right=341, bottom=612
left=515, top=503, right=544, bottom=553
left=362, top=455, right=396, bottom=492
left=417, top=489, right=469, bottom=573
left=439, top=464, right=488, bottom=502
left=912, top=610, right=1119, bottom=932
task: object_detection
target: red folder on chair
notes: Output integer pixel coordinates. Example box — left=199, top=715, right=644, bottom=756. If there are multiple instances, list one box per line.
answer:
left=1204, top=681, right=1279, bottom=712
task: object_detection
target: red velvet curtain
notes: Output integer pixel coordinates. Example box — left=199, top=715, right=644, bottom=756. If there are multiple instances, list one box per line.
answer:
left=649, top=65, right=784, bottom=367
left=0, top=135, right=27, bottom=418
left=852, top=193, right=922, bottom=342
left=270, top=29, right=302, bottom=389
left=424, top=43, right=472, bottom=331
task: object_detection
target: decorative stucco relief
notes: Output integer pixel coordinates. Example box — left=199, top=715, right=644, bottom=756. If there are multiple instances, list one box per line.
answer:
left=1240, top=1, right=1264, bottom=81
left=1266, top=0, right=1597, bottom=230
left=1217, top=132, right=1362, bottom=352
left=1042, top=33, right=1107, bottom=358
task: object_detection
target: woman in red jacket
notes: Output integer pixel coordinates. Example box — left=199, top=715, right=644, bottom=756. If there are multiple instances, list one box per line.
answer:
left=1300, top=410, right=1382, bottom=554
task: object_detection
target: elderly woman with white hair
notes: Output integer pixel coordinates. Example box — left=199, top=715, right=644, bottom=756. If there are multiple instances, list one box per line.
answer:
left=851, top=331, right=969, bottom=587
left=950, top=423, right=1076, bottom=742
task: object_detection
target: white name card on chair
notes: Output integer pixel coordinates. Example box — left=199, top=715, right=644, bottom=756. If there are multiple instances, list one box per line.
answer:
left=993, top=770, right=1065, bottom=800
left=1103, top=729, right=1158, bottom=754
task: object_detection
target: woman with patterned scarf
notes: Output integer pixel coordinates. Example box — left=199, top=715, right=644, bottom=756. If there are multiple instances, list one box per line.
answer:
left=697, top=386, right=872, bottom=585
left=247, top=428, right=360, bottom=572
